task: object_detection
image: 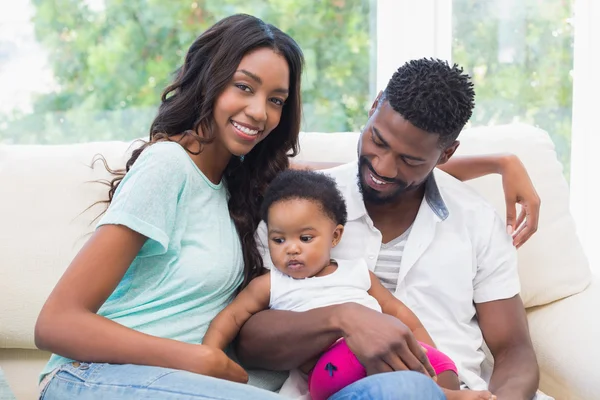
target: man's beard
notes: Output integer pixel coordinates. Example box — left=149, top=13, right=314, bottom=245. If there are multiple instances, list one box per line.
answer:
left=356, top=157, right=421, bottom=205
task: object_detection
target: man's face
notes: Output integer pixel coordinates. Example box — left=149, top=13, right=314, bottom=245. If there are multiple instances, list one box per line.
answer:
left=357, top=99, right=458, bottom=205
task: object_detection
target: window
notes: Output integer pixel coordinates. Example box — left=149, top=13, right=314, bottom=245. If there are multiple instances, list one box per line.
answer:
left=452, top=0, right=575, bottom=176
left=0, top=0, right=375, bottom=144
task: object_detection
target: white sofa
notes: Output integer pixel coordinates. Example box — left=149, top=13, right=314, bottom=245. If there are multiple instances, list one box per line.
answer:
left=0, top=124, right=598, bottom=400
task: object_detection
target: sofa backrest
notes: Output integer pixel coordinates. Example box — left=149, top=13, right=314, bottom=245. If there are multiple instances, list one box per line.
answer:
left=0, top=124, right=591, bottom=349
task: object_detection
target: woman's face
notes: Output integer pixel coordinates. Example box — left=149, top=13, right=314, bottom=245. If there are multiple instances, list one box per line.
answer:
left=213, top=47, right=290, bottom=157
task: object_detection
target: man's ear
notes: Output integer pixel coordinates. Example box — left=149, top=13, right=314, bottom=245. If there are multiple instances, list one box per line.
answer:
left=332, top=225, right=345, bottom=247
left=368, top=91, right=383, bottom=117
left=438, top=140, right=460, bottom=165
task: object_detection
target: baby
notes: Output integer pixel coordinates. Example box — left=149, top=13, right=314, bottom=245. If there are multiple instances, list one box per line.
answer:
left=203, top=169, right=495, bottom=400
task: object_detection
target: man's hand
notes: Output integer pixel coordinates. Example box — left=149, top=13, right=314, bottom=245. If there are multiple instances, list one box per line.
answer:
left=338, top=303, right=436, bottom=378
left=499, top=154, right=541, bottom=248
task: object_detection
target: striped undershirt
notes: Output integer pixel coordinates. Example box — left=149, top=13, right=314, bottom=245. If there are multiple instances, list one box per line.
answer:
left=373, top=226, right=412, bottom=291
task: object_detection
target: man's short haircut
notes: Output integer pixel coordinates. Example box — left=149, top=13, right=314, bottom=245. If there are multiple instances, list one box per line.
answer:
left=381, top=58, right=475, bottom=147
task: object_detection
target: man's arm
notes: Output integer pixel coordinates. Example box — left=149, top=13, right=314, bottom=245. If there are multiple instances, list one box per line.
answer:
left=203, top=274, right=270, bottom=350
left=236, top=302, right=436, bottom=377
left=235, top=306, right=344, bottom=370
left=367, top=271, right=436, bottom=348
left=476, top=296, right=539, bottom=400
left=472, top=204, right=538, bottom=399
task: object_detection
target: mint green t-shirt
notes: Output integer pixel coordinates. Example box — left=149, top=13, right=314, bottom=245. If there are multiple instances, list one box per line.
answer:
left=41, top=141, right=244, bottom=377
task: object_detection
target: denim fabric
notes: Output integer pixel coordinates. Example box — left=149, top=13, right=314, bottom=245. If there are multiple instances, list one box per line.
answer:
left=40, top=363, right=445, bottom=400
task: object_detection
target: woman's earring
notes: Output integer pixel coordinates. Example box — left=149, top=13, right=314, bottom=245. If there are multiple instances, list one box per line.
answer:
left=240, top=155, right=245, bottom=162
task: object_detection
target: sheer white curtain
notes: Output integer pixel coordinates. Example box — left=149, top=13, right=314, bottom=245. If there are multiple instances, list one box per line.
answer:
left=570, top=0, right=600, bottom=272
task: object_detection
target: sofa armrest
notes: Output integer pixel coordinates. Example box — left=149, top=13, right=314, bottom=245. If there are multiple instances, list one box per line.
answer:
left=526, top=276, right=600, bottom=400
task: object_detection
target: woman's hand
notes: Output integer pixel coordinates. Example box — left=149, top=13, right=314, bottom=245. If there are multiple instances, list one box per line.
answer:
left=499, top=154, right=541, bottom=248
left=437, top=153, right=541, bottom=248
left=184, top=345, right=249, bottom=383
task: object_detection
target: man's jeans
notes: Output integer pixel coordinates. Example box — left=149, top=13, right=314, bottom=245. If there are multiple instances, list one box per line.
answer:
left=40, top=362, right=445, bottom=400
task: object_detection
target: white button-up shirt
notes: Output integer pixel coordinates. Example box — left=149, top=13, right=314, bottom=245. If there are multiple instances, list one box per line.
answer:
left=258, top=161, right=520, bottom=395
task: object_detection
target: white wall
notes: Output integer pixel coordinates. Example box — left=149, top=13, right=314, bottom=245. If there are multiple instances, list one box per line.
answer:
left=376, top=0, right=452, bottom=90
left=570, top=0, right=600, bottom=272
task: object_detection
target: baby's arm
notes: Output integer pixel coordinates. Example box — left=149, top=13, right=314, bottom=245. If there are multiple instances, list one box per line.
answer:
left=203, top=273, right=271, bottom=350
left=367, top=271, right=436, bottom=348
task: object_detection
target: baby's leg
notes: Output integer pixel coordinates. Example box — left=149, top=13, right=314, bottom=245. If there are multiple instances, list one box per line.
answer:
left=420, top=344, right=495, bottom=400
left=436, top=370, right=461, bottom=390
left=438, top=372, right=495, bottom=399
left=308, top=339, right=366, bottom=400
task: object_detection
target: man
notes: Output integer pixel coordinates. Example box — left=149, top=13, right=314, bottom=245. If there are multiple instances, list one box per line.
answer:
left=238, top=59, right=540, bottom=399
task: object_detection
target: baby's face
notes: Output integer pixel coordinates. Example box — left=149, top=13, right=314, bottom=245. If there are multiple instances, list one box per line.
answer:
left=267, top=198, right=342, bottom=279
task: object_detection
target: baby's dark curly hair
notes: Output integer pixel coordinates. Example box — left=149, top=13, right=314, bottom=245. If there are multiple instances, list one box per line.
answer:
left=381, top=58, right=475, bottom=147
left=260, top=169, right=347, bottom=226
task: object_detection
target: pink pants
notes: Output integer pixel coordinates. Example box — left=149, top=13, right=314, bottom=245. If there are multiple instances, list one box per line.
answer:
left=307, top=339, right=457, bottom=400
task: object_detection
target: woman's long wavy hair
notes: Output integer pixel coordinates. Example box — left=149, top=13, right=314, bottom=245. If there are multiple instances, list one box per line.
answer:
left=104, top=14, right=304, bottom=288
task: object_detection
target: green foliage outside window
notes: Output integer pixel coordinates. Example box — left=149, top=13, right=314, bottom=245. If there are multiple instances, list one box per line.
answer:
left=453, top=0, right=574, bottom=176
left=0, top=0, right=373, bottom=144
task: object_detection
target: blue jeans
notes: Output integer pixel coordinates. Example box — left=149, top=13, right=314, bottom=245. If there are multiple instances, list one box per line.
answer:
left=40, top=362, right=445, bottom=400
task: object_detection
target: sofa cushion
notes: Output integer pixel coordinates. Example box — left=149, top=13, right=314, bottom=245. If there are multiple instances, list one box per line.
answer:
left=526, top=277, right=600, bottom=400
left=456, top=124, right=591, bottom=307
left=0, top=140, right=133, bottom=349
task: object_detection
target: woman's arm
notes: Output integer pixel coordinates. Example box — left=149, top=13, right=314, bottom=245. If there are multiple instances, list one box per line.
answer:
left=438, top=154, right=509, bottom=182
left=34, top=225, right=247, bottom=383
left=289, top=160, right=342, bottom=170
left=368, top=272, right=436, bottom=348
left=439, top=153, right=540, bottom=248
left=203, top=274, right=271, bottom=350
left=235, top=306, right=344, bottom=370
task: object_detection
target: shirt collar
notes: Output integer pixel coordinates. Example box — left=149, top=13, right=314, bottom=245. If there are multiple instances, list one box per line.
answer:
left=343, top=163, right=449, bottom=222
